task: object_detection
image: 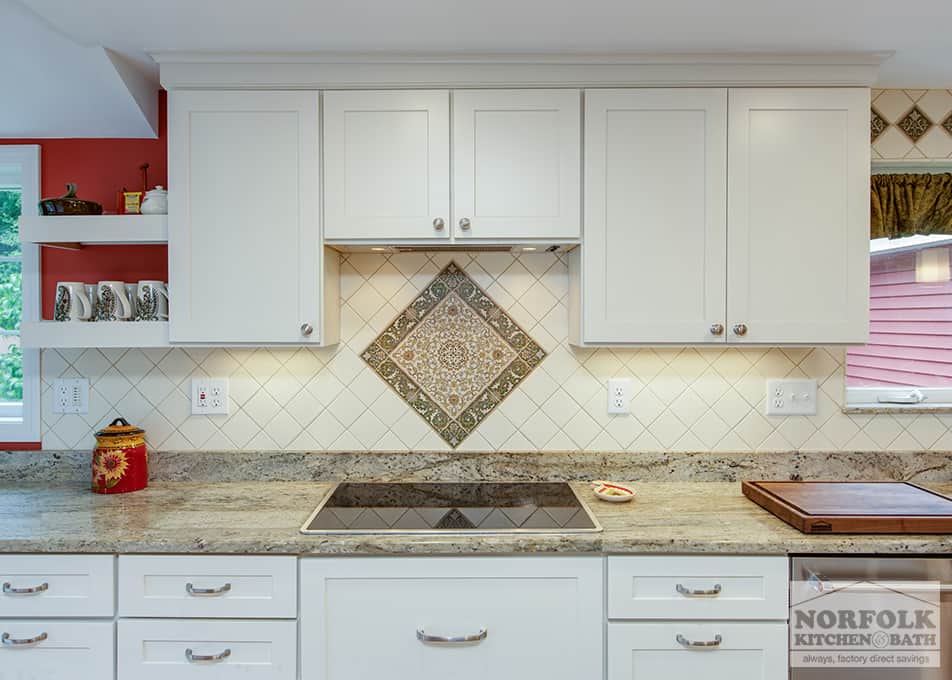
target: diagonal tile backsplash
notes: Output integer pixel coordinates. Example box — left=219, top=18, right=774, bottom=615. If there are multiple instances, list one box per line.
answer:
left=38, top=250, right=952, bottom=454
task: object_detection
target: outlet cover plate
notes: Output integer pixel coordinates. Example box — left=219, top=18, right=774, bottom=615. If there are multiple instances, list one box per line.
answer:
left=52, top=378, right=89, bottom=414
left=191, top=378, right=229, bottom=415
left=607, top=377, right=631, bottom=415
left=765, top=378, right=817, bottom=416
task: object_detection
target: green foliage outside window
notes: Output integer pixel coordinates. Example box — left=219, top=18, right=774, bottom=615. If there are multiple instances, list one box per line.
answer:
left=0, top=190, right=23, bottom=402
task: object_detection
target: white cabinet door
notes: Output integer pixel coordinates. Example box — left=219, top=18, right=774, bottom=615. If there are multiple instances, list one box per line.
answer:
left=169, top=90, right=330, bottom=344
left=574, top=89, right=728, bottom=344
left=323, top=90, right=450, bottom=241
left=300, top=556, right=602, bottom=680
left=452, top=89, right=580, bottom=240
left=0, top=620, right=115, bottom=680
left=727, top=88, right=870, bottom=344
left=608, top=622, right=788, bottom=680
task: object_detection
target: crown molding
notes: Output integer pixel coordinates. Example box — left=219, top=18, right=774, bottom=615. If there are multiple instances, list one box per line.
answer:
left=153, top=51, right=889, bottom=89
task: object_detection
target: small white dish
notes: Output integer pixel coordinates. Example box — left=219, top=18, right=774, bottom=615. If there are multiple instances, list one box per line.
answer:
left=591, top=480, right=635, bottom=503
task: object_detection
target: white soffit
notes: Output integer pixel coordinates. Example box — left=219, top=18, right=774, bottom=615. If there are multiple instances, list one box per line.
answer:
left=0, top=0, right=157, bottom=138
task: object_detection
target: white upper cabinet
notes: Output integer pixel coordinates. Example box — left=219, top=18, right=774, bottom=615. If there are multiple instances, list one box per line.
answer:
left=574, top=89, right=727, bottom=344
left=452, top=89, right=581, bottom=240
left=323, top=90, right=451, bottom=241
left=168, top=90, right=338, bottom=345
left=571, top=86, right=870, bottom=346
left=322, top=89, right=580, bottom=243
left=727, top=88, right=870, bottom=344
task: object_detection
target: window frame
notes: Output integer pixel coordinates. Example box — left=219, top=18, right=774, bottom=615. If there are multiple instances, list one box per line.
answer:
left=0, top=145, right=40, bottom=444
left=845, top=161, right=952, bottom=411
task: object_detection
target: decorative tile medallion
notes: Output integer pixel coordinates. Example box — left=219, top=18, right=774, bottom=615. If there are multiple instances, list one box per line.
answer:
left=870, top=108, right=887, bottom=143
left=362, top=261, right=547, bottom=448
left=897, top=106, right=933, bottom=142
left=943, top=112, right=952, bottom=138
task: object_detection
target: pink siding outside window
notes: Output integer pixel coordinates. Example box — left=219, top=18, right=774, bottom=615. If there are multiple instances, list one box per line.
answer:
left=846, top=244, right=952, bottom=387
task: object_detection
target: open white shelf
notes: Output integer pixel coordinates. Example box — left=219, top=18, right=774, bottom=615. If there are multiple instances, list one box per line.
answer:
left=18, top=214, right=168, bottom=247
left=20, top=321, right=170, bottom=348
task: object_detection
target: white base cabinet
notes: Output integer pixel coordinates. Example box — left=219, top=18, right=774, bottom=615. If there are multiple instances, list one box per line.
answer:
left=607, top=622, right=788, bottom=680
left=118, top=619, right=296, bottom=680
left=0, top=620, right=115, bottom=680
left=300, top=556, right=603, bottom=680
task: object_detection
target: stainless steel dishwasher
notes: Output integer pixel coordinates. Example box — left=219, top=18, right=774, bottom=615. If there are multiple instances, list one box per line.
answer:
left=791, top=557, right=951, bottom=679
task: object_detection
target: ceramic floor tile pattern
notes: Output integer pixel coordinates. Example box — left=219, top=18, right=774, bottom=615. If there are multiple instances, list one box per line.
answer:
left=34, top=250, right=952, bottom=455
left=361, top=261, right=546, bottom=448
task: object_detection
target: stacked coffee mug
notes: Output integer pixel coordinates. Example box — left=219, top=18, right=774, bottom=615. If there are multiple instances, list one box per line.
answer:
left=54, top=280, right=169, bottom=322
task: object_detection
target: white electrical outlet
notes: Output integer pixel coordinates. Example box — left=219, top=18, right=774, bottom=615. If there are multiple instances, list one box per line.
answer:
left=191, top=378, right=230, bottom=415
left=607, top=378, right=631, bottom=415
left=52, top=378, right=88, bottom=414
left=765, top=378, right=817, bottom=416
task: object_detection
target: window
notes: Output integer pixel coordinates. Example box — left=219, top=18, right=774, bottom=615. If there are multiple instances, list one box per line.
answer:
left=0, top=146, right=39, bottom=442
left=846, top=166, right=952, bottom=409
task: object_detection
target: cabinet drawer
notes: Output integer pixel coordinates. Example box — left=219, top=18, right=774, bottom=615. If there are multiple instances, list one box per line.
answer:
left=608, top=622, right=788, bottom=680
left=608, top=556, right=788, bottom=620
left=118, top=619, right=296, bottom=680
left=118, top=555, right=297, bottom=618
left=301, top=556, right=602, bottom=680
left=0, top=619, right=115, bottom=680
left=0, top=554, right=115, bottom=618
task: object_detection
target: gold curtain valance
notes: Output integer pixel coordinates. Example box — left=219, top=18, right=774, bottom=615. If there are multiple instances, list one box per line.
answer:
left=871, top=173, right=952, bottom=239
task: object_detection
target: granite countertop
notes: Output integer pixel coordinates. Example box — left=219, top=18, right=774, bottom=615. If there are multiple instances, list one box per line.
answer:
left=3, top=480, right=952, bottom=555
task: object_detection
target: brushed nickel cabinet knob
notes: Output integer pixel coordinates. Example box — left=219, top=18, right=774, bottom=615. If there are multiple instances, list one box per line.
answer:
left=433, top=217, right=445, bottom=231
left=709, top=323, right=724, bottom=336
left=459, top=218, right=471, bottom=231
left=732, top=323, right=748, bottom=336
left=301, top=323, right=314, bottom=336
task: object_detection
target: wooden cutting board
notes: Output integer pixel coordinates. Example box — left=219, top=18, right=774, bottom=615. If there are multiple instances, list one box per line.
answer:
left=742, top=481, right=952, bottom=534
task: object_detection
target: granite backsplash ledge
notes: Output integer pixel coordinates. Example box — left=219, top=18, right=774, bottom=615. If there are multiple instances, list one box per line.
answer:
left=3, top=449, right=952, bottom=484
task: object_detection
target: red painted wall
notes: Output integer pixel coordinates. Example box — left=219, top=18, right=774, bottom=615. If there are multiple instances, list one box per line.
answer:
left=0, top=91, right=169, bottom=318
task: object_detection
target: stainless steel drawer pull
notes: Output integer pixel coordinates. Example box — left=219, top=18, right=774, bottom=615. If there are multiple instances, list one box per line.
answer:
left=416, top=627, right=488, bottom=644
left=676, top=583, right=722, bottom=597
left=186, top=648, right=231, bottom=663
left=2, top=581, right=49, bottom=595
left=2, top=632, right=48, bottom=646
left=677, top=633, right=722, bottom=648
left=185, top=582, right=232, bottom=596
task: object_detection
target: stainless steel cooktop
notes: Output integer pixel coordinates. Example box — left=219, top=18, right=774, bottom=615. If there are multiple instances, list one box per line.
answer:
left=300, top=482, right=602, bottom=535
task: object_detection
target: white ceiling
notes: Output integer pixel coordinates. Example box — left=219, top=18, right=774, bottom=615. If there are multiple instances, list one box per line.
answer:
left=4, top=0, right=952, bottom=137
left=18, top=0, right=952, bottom=87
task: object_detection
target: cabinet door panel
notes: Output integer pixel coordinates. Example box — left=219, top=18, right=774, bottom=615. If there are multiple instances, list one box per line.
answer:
left=323, top=90, right=450, bottom=240
left=578, top=89, right=727, bottom=344
left=727, top=88, right=869, bottom=344
left=608, top=622, right=788, bottom=680
left=453, top=89, right=580, bottom=240
left=169, top=90, right=321, bottom=343
left=300, top=556, right=602, bottom=680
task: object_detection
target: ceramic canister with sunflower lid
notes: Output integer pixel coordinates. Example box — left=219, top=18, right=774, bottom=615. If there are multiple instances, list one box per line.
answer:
left=92, top=418, right=148, bottom=494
